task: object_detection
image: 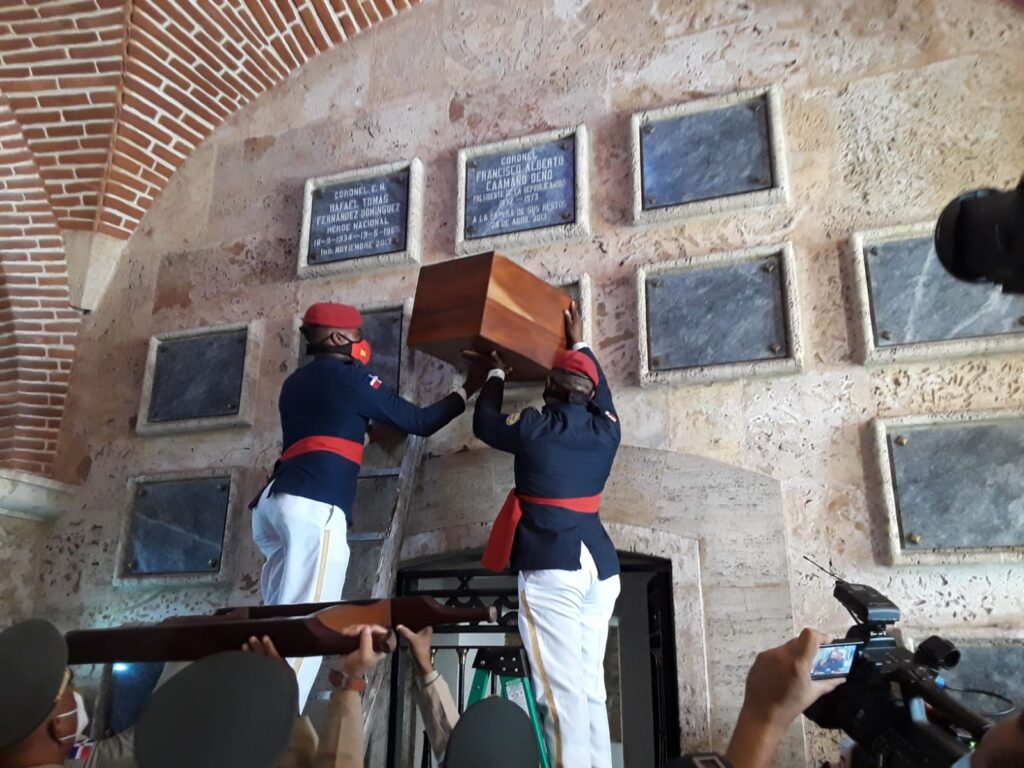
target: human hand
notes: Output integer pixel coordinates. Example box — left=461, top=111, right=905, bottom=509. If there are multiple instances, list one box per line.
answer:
left=337, top=625, right=394, bottom=679
left=742, top=628, right=844, bottom=731
left=564, top=300, right=583, bottom=349
left=396, top=624, right=435, bottom=677
left=242, top=635, right=291, bottom=671
left=461, top=350, right=511, bottom=396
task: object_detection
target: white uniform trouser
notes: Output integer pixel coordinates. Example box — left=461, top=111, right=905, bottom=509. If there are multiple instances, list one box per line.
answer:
left=251, top=482, right=350, bottom=712
left=518, top=544, right=621, bottom=768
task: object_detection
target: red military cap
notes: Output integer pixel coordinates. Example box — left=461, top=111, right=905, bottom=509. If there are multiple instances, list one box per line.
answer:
left=551, top=349, right=599, bottom=387
left=302, top=302, right=362, bottom=329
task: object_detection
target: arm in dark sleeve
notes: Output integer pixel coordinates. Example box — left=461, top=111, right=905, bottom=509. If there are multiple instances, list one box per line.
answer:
left=579, top=346, right=615, bottom=415
left=472, top=375, right=531, bottom=454
left=357, top=374, right=466, bottom=436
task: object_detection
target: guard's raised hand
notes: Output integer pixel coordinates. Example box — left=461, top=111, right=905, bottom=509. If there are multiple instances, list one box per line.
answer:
left=564, top=300, right=584, bottom=349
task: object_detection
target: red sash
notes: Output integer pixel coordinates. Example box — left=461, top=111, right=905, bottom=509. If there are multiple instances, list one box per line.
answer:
left=481, top=490, right=602, bottom=572
left=279, top=435, right=365, bottom=466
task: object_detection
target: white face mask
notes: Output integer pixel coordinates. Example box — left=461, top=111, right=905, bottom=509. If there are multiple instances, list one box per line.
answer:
left=56, top=691, right=90, bottom=743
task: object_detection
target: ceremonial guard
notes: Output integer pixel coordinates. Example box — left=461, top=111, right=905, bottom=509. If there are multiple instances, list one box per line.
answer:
left=468, top=302, right=621, bottom=768
left=252, top=301, right=483, bottom=709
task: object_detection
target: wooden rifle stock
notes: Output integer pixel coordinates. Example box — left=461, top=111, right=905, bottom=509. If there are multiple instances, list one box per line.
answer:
left=65, top=597, right=495, bottom=665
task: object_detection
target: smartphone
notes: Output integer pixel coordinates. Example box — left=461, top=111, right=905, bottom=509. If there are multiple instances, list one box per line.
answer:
left=810, top=641, right=861, bottom=680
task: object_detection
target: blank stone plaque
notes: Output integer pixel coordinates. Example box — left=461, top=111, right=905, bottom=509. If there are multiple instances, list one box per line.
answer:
left=641, top=95, right=773, bottom=209
left=864, top=235, right=1024, bottom=347
left=646, top=254, right=789, bottom=371
left=888, top=419, right=1024, bottom=551
left=943, top=645, right=1024, bottom=717
left=147, top=328, right=247, bottom=422
left=124, top=476, right=231, bottom=575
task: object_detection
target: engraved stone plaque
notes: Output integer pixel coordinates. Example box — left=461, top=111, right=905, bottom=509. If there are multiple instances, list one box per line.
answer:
left=306, top=172, right=408, bottom=264
left=641, top=95, right=773, bottom=210
left=464, top=137, right=575, bottom=239
left=865, top=236, right=1024, bottom=347
left=350, top=475, right=399, bottom=536
left=889, top=419, right=1024, bottom=551
left=124, top=475, right=231, bottom=575
left=645, top=253, right=789, bottom=371
left=147, top=328, right=247, bottom=423
left=944, top=644, right=1024, bottom=717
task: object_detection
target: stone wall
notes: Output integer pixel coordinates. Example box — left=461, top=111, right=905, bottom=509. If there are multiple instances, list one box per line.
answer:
left=13, top=1, right=1024, bottom=765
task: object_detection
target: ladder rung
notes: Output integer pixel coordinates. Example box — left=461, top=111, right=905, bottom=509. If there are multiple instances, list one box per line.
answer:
left=347, top=532, right=386, bottom=542
left=358, top=467, right=402, bottom=478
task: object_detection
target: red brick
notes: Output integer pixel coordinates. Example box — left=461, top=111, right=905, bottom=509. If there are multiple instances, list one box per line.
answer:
left=299, top=7, right=329, bottom=51
left=269, top=36, right=297, bottom=69
left=0, top=7, right=39, bottom=22
left=76, top=10, right=124, bottom=30
left=311, top=0, right=343, bottom=44
left=37, top=93, right=91, bottom=108
left=32, top=30, right=100, bottom=48
left=57, top=74, right=120, bottom=89
left=0, top=78, right=56, bottom=92
left=41, top=123, right=84, bottom=137
left=5, top=48, right=69, bottom=65
left=29, top=60, right=96, bottom=76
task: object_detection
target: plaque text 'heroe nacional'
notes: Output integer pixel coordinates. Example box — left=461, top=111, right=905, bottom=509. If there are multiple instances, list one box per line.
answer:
left=308, top=171, right=409, bottom=263
left=464, top=138, right=575, bottom=239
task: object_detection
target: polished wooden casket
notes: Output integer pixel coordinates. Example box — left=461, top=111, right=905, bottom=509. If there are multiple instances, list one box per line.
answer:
left=407, top=252, right=572, bottom=381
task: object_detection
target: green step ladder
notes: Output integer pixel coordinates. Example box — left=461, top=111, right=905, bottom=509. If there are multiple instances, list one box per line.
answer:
left=467, top=647, right=551, bottom=768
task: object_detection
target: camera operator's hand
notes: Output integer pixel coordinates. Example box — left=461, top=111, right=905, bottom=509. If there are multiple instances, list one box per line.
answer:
left=395, top=624, right=435, bottom=677
left=726, top=628, right=844, bottom=768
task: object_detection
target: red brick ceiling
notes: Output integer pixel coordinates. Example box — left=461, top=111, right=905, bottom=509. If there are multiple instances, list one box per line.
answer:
left=0, top=0, right=418, bottom=478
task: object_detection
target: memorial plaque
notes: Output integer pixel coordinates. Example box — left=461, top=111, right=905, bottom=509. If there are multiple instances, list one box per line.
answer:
left=865, top=236, right=1024, bottom=347
left=306, top=171, right=408, bottom=264
left=147, top=328, right=248, bottom=423
left=888, top=419, right=1024, bottom=550
left=943, top=644, right=1024, bottom=718
left=645, top=253, right=789, bottom=371
left=107, top=662, right=165, bottom=733
left=124, top=475, right=231, bottom=575
left=640, top=94, right=774, bottom=210
left=464, top=137, right=576, bottom=239
left=299, top=308, right=403, bottom=392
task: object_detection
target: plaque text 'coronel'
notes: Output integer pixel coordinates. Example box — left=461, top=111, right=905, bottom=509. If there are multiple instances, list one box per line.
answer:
left=307, top=172, right=409, bottom=263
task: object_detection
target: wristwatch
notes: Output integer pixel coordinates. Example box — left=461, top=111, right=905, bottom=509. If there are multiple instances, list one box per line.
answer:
left=328, top=669, right=367, bottom=693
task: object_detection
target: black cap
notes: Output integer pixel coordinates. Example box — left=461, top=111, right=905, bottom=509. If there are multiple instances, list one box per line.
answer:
left=446, top=697, right=539, bottom=768
left=0, top=619, right=69, bottom=751
left=134, top=651, right=298, bottom=768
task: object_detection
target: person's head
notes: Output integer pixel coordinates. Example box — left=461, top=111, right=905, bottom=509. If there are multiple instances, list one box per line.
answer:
left=971, top=712, right=1024, bottom=768
left=134, top=651, right=297, bottom=768
left=543, top=350, right=598, bottom=408
left=301, top=302, right=371, bottom=364
left=0, top=620, right=88, bottom=768
left=446, top=696, right=539, bottom=768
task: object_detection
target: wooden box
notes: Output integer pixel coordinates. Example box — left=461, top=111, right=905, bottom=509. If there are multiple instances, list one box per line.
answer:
left=408, top=252, right=572, bottom=381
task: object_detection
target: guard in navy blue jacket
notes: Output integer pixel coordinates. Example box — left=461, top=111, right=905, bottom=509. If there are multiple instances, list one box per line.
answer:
left=468, top=302, right=621, bottom=768
left=252, top=302, right=484, bottom=711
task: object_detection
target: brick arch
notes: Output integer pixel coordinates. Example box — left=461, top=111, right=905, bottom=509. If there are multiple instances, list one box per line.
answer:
left=0, top=0, right=420, bottom=475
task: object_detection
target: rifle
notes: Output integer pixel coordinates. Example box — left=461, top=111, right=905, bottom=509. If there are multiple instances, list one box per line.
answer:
left=66, top=597, right=495, bottom=664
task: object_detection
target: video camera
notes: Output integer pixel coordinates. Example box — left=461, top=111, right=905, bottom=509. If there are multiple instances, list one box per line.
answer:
left=805, top=580, right=992, bottom=768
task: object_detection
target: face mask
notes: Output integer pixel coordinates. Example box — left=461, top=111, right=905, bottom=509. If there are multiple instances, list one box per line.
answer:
left=56, top=691, right=90, bottom=743
left=347, top=338, right=372, bottom=365
left=544, top=382, right=588, bottom=405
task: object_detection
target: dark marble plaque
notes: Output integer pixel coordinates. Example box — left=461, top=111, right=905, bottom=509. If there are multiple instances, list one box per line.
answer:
left=866, top=236, right=1024, bottom=347
left=646, top=255, right=788, bottom=370
left=307, top=172, right=408, bottom=263
left=299, top=309, right=402, bottom=392
left=464, top=137, right=575, bottom=239
left=125, top=476, right=231, bottom=575
left=641, top=95, right=773, bottom=209
left=889, top=419, right=1024, bottom=550
left=943, top=644, right=1023, bottom=719
left=148, top=329, right=247, bottom=423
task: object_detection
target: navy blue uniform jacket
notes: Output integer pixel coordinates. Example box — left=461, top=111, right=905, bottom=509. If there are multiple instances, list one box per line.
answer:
left=473, top=346, right=620, bottom=579
left=270, top=356, right=465, bottom=524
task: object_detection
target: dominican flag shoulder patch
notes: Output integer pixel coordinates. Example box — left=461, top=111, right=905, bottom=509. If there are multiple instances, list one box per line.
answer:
left=69, top=742, right=95, bottom=761
left=368, top=375, right=382, bottom=390
left=604, top=410, right=618, bottom=423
